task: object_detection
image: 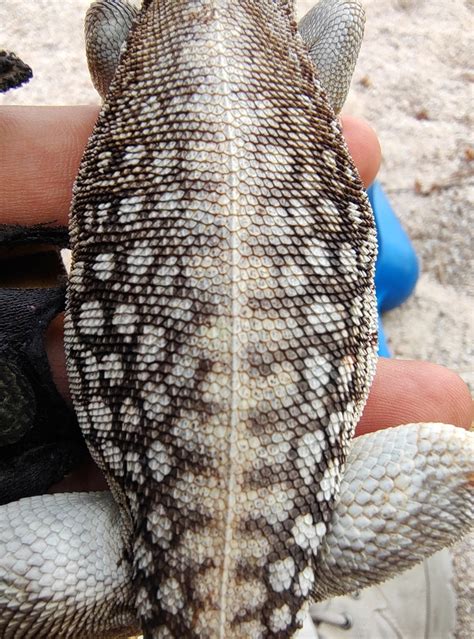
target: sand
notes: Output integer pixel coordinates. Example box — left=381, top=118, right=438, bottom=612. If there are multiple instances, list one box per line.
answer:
left=1, top=0, right=472, bottom=635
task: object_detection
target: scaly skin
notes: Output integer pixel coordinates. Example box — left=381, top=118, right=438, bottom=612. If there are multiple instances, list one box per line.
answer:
left=1, top=423, right=472, bottom=637
left=0, top=2, right=472, bottom=638
left=67, top=1, right=377, bottom=636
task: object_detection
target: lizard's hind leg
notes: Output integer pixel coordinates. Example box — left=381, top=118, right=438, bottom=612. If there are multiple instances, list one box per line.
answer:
left=0, top=492, right=138, bottom=638
left=298, top=0, right=366, bottom=113
left=311, top=423, right=474, bottom=601
left=85, top=0, right=140, bottom=99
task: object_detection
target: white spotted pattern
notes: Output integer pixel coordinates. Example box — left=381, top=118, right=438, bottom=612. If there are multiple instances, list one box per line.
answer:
left=92, top=252, right=115, bottom=280
left=268, top=556, right=296, bottom=593
left=64, top=1, right=378, bottom=637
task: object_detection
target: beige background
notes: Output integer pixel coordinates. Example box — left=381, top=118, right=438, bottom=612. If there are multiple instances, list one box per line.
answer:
left=1, top=0, right=472, bottom=635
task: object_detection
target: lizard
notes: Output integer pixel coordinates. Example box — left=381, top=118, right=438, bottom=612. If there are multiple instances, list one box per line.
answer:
left=0, top=1, right=473, bottom=638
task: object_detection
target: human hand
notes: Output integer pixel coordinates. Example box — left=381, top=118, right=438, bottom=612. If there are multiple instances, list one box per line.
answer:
left=0, top=106, right=471, bottom=493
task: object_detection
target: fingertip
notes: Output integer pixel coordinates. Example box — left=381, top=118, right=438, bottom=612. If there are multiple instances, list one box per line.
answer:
left=425, top=363, right=473, bottom=430
left=341, top=115, right=381, bottom=188
left=0, top=105, right=99, bottom=225
left=357, top=358, right=473, bottom=436
left=394, top=360, right=473, bottom=430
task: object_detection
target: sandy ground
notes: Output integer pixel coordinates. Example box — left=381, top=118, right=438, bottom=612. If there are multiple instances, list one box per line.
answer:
left=1, top=0, right=472, bottom=636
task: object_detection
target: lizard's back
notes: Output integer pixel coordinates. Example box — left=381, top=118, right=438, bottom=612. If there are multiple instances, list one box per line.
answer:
left=65, top=0, right=377, bottom=637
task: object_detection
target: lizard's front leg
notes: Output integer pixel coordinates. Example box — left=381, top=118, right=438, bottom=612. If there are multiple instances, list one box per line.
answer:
left=85, top=0, right=140, bottom=99
left=298, top=0, right=366, bottom=113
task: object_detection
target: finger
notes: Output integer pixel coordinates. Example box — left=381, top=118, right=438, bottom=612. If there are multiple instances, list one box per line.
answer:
left=341, top=115, right=381, bottom=188
left=51, top=356, right=472, bottom=494
left=0, top=105, right=98, bottom=225
left=356, top=357, right=473, bottom=436
left=47, top=343, right=472, bottom=441
left=0, top=106, right=379, bottom=226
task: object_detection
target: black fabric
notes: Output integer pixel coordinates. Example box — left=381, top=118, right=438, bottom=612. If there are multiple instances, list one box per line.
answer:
left=0, top=50, right=33, bottom=92
left=0, top=224, right=69, bottom=248
left=0, top=225, right=87, bottom=505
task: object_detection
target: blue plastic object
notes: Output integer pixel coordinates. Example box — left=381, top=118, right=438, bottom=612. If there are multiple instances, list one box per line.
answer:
left=368, top=181, right=420, bottom=357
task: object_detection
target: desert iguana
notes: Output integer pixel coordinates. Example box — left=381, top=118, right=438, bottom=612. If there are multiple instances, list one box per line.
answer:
left=0, top=1, right=472, bottom=637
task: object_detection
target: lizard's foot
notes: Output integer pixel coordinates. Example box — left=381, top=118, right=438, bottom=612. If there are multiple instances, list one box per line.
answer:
left=85, top=0, right=140, bottom=98
left=298, top=0, right=366, bottom=113
left=312, top=422, right=474, bottom=600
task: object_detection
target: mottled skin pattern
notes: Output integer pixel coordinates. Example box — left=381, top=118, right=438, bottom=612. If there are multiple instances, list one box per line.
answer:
left=65, top=1, right=377, bottom=637
left=0, top=2, right=472, bottom=638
